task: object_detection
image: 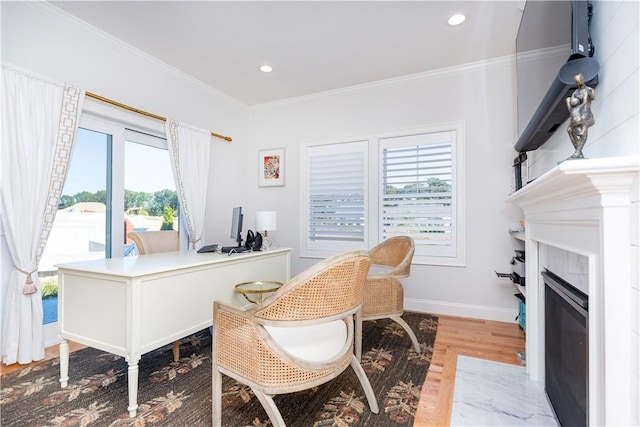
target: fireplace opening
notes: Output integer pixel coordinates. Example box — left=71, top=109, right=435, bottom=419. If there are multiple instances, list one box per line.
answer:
left=543, top=269, right=588, bottom=427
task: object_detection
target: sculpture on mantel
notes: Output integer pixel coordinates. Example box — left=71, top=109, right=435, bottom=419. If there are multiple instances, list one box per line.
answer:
left=566, top=73, right=596, bottom=159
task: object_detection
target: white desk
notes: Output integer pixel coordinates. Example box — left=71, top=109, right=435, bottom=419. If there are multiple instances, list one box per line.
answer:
left=56, top=248, right=291, bottom=417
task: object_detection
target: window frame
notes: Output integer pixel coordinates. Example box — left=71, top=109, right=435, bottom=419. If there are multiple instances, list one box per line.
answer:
left=300, top=122, right=466, bottom=266
left=80, top=99, right=185, bottom=254
left=376, top=123, right=466, bottom=266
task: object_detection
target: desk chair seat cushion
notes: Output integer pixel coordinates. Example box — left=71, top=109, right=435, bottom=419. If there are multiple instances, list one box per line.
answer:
left=264, top=320, right=347, bottom=363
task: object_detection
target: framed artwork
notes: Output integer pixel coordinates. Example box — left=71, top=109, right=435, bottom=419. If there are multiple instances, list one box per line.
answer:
left=258, top=148, right=285, bottom=187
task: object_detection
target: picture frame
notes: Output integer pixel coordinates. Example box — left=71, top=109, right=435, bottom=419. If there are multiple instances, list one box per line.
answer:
left=258, top=148, right=285, bottom=187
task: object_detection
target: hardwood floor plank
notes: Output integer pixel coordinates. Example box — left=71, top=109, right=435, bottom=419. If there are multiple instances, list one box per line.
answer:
left=415, top=314, right=525, bottom=426
left=0, top=341, right=85, bottom=376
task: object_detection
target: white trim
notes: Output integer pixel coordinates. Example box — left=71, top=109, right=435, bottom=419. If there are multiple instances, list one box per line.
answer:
left=405, top=298, right=519, bottom=324
left=507, top=155, right=640, bottom=426
left=77, top=117, right=126, bottom=258
left=251, top=55, right=514, bottom=110
left=82, top=97, right=165, bottom=138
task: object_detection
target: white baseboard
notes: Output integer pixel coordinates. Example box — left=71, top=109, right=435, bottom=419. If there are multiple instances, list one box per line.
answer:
left=405, top=298, right=519, bottom=324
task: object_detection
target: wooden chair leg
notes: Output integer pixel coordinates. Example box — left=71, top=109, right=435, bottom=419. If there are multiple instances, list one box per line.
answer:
left=391, top=315, right=421, bottom=354
left=212, top=366, right=222, bottom=426
left=172, top=340, right=180, bottom=362
left=355, top=310, right=363, bottom=361
left=252, top=389, right=287, bottom=427
left=351, top=355, right=379, bottom=414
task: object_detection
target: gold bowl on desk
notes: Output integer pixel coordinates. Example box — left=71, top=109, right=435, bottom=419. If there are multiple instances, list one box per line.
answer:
left=235, top=281, right=283, bottom=304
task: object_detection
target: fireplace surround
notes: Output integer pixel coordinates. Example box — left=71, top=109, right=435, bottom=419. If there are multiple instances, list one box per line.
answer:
left=507, top=156, right=639, bottom=426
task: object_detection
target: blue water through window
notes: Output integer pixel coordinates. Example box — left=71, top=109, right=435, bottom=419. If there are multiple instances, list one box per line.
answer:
left=43, top=297, right=58, bottom=324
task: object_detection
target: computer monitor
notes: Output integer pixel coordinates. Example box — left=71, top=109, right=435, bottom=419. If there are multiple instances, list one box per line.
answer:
left=229, top=206, right=243, bottom=247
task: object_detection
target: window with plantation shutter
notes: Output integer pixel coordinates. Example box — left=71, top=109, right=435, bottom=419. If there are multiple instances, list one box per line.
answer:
left=379, top=131, right=459, bottom=260
left=301, top=123, right=465, bottom=265
left=302, top=140, right=367, bottom=253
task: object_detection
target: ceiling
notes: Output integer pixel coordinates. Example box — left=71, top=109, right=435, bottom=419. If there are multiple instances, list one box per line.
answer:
left=50, top=1, right=525, bottom=106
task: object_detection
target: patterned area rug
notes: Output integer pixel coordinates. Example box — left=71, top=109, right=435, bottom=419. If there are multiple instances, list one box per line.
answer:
left=1, top=312, right=437, bottom=426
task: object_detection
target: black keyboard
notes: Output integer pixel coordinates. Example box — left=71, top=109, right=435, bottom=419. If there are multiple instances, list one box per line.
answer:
left=221, top=246, right=247, bottom=254
left=197, top=244, right=219, bottom=253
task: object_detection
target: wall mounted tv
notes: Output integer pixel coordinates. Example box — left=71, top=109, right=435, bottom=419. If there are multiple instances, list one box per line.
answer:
left=514, top=0, right=599, bottom=153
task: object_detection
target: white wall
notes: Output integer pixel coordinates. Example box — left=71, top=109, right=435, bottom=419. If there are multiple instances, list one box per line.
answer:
left=1, top=1, right=250, bottom=251
left=8, top=1, right=633, bottom=328
left=1, top=1, right=249, bottom=347
left=528, top=0, right=639, bottom=178
left=631, top=176, right=639, bottom=426
left=247, top=59, right=524, bottom=322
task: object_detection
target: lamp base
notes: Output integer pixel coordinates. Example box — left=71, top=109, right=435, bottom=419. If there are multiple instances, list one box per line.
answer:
left=262, top=231, right=274, bottom=250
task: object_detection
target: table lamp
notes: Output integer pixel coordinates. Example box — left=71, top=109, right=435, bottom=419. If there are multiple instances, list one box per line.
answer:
left=255, top=211, right=277, bottom=249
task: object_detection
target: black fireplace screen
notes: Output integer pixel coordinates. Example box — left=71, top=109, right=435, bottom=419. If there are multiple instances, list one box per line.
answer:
left=543, top=270, right=588, bottom=427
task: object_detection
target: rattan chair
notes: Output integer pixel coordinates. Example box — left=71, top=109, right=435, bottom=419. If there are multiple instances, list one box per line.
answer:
left=127, top=230, right=179, bottom=255
left=355, top=236, right=420, bottom=360
left=212, top=250, right=379, bottom=427
left=127, top=230, right=182, bottom=362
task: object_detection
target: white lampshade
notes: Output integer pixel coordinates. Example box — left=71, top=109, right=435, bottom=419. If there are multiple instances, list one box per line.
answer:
left=255, top=211, right=277, bottom=232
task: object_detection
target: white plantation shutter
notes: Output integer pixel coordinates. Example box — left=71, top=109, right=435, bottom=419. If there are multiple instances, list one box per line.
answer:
left=303, top=141, right=367, bottom=252
left=302, top=124, right=465, bottom=265
left=380, top=131, right=458, bottom=258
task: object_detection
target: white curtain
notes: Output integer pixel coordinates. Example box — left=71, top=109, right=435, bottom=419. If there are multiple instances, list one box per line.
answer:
left=1, top=66, right=83, bottom=364
left=165, top=120, right=211, bottom=250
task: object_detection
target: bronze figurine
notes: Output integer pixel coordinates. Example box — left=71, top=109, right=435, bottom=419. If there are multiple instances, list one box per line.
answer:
left=566, top=73, right=596, bottom=159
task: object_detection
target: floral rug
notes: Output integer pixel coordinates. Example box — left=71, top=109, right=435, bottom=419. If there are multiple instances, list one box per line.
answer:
left=1, top=312, right=437, bottom=426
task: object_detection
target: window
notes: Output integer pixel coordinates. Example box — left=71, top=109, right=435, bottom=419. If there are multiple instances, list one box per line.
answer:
left=39, top=100, right=179, bottom=329
left=302, top=140, right=368, bottom=254
left=124, top=131, right=179, bottom=240
left=301, top=124, right=465, bottom=266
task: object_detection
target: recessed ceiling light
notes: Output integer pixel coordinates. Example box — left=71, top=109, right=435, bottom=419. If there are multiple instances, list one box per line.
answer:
left=448, top=13, right=466, bottom=26
left=260, top=65, right=273, bottom=73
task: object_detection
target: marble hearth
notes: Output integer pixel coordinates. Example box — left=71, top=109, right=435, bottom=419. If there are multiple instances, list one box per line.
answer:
left=507, top=156, right=639, bottom=426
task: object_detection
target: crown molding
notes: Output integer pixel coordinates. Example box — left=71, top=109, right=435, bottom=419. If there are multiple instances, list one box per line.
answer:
left=250, top=54, right=515, bottom=110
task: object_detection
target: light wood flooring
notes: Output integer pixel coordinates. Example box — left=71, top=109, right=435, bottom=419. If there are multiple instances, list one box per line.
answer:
left=415, top=314, right=526, bottom=426
left=0, top=314, right=525, bottom=426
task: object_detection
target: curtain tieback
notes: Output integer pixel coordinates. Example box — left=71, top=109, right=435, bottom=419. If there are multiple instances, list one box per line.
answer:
left=16, top=267, right=38, bottom=295
left=190, top=237, right=202, bottom=249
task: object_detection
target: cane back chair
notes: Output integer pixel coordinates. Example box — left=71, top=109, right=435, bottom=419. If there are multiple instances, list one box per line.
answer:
left=356, top=236, right=421, bottom=360
left=212, top=250, right=379, bottom=427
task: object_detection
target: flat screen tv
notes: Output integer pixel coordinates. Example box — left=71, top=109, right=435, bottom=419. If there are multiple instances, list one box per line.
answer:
left=514, top=0, right=599, bottom=153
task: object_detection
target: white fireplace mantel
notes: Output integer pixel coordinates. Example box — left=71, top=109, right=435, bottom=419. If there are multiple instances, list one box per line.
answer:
left=507, top=156, right=639, bottom=426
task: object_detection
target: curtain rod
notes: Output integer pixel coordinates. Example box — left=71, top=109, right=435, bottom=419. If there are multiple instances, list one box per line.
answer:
left=85, top=91, right=232, bottom=142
